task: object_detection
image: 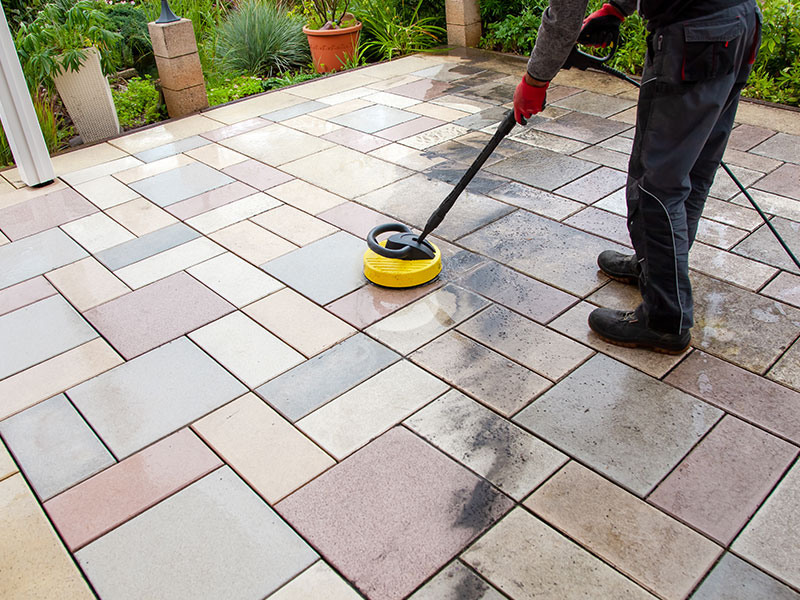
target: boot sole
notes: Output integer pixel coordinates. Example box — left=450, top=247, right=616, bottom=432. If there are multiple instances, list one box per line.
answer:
left=591, top=331, right=690, bottom=355
left=600, top=271, right=638, bottom=285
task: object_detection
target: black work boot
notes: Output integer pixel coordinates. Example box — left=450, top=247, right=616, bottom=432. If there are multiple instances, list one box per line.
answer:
left=597, top=250, right=639, bottom=285
left=588, top=305, right=691, bottom=354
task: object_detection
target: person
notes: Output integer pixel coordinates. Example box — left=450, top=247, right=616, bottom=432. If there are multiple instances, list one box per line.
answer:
left=513, top=0, right=762, bottom=354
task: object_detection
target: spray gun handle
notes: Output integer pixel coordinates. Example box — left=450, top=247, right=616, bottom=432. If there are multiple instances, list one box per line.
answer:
left=563, top=34, right=619, bottom=71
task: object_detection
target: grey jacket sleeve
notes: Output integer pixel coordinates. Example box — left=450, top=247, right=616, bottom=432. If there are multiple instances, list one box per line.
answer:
left=526, top=0, right=637, bottom=81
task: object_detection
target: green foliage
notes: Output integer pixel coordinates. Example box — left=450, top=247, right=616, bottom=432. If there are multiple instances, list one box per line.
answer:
left=479, top=0, right=527, bottom=25
left=14, top=0, right=121, bottom=89
left=215, top=0, right=310, bottom=78
left=302, top=0, right=357, bottom=30
left=3, top=0, right=46, bottom=32
left=479, top=2, right=546, bottom=55
left=104, top=3, right=153, bottom=71
left=112, top=76, right=165, bottom=129
left=139, top=0, right=231, bottom=44
left=0, top=93, right=72, bottom=167
left=262, top=70, right=322, bottom=90
left=206, top=75, right=265, bottom=106
left=358, top=0, right=447, bottom=61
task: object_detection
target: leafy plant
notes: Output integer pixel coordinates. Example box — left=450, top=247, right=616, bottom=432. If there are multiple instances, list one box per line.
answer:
left=262, top=70, right=322, bottom=91
left=215, top=0, right=311, bottom=78
left=14, top=0, right=121, bottom=89
left=112, top=76, right=165, bottom=128
left=207, top=75, right=265, bottom=106
left=138, top=0, right=231, bottom=44
left=302, top=0, right=357, bottom=30
left=104, top=3, right=154, bottom=72
left=2, top=0, right=45, bottom=32
left=359, top=0, right=446, bottom=61
left=479, top=2, right=547, bottom=55
left=0, top=92, right=72, bottom=167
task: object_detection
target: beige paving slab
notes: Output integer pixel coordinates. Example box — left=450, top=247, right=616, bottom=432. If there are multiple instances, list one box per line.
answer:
left=526, top=462, right=722, bottom=600
left=463, top=507, right=656, bottom=600
left=0, top=338, right=122, bottom=421
left=251, top=205, right=338, bottom=246
left=188, top=253, right=283, bottom=307
left=73, top=175, right=141, bottom=209
left=45, top=257, right=130, bottom=311
left=186, top=192, right=281, bottom=234
left=106, top=197, right=179, bottom=236
left=316, top=86, right=373, bottom=105
left=406, top=102, right=471, bottom=122
left=60, top=156, right=143, bottom=186
left=290, top=72, right=382, bottom=100
left=360, top=55, right=434, bottom=79
left=0, top=180, right=69, bottom=210
left=364, top=91, right=421, bottom=109
left=113, top=154, right=196, bottom=184
left=184, top=143, right=248, bottom=169
left=283, top=115, right=343, bottom=136
left=0, top=439, right=17, bottom=481
left=0, top=231, right=7, bottom=245
left=296, top=360, right=448, bottom=459
left=109, top=115, right=223, bottom=154
left=366, top=73, right=422, bottom=92
left=430, top=94, right=493, bottom=114
left=368, top=143, right=448, bottom=171
left=689, top=242, right=778, bottom=290
left=60, top=212, right=136, bottom=253
left=401, top=123, right=471, bottom=150
left=204, top=90, right=306, bottom=124
left=244, top=288, right=355, bottom=358
left=733, top=461, right=800, bottom=589
left=267, top=179, right=347, bottom=215
left=736, top=100, right=800, bottom=136
left=189, top=311, right=305, bottom=388
left=115, top=237, right=225, bottom=289
left=0, top=474, right=95, bottom=600
left=209, top=220, right=298, bottom=265
left=193, top=393, right=334, bottom=504
left=51, top=142, right=131, bottom=177
left=307, top=98, right=372, bottom=120
left=220, top=123, right=334, bottom=167
left=267, top=561, right=361, bottom=600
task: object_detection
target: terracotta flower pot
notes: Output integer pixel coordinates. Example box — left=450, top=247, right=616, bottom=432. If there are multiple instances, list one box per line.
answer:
left=303, top=21, right=362, bottom=74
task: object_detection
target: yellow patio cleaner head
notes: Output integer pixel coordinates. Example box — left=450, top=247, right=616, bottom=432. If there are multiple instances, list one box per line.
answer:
left=364, top=110, right=518, bottom=289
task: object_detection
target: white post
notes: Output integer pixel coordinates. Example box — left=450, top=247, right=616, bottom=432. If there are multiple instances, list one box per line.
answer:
left=0, top=7, right=55, bottom=187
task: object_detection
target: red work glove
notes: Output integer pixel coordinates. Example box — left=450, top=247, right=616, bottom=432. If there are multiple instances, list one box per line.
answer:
left=579, top=3, right=625, bottom=48
left=513, top=76, right=548, bottom=125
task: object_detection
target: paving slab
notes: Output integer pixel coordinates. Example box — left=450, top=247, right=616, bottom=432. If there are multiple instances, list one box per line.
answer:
left=692, top=553, right=800, bottom=600
left=94, top=222, right=199, bottom=271
left=750, top=132, right=800, bottom=164
left=487, top=181, right=583, bottom=219
left=129, top=161, right=235, bottom=207
left=187, top=252, right=283, bottom=307
left=769, top=337, right=800, bottom=392
left=132, top=135, right=210, bottom=163
left=330, top=104, right=418, bottom=133
left=164, top=181, right=257, bottom=220
left=530, top=110, right=630, bottom=143
left=733, top=217, right=800, bottom=274
left=407, top=561, right=504, bottom=600
left=61, top=212, right=136, bottom=253
left=0, top=188, right=97, bottom=241
left=752, top=163, right=800, bottom=200
left=221, top=159, right=293, bottom=191
left=486, top=147, right=598, bottom=191
left=0, top=228, right=88, bottom=290
left=267, top=561, right=362, bottom=600
left=555, top=166, right=627, bottom=203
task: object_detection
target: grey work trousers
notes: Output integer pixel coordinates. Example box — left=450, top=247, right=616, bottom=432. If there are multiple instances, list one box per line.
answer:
left=626, top=0, right=761, bottom=334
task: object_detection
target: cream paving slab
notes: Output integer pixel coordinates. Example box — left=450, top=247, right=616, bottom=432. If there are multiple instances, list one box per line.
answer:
left=406, top=101, right=471, bottom=122
left=308, top=98, right=372, bottom=120
left=526, top=462, right=722, bottom=600
left=690, top=242, right=778, bottom=290
left=267, top=179, right=347, bottom=214
left=365, top=284, right=490, bottom=355
left=401, top=123, right=471, bottom=150
left=251, top=205, right=338, bottom=246
left=361, top=55, right=434, bottom=79
left=108, top=114, right=223, bottom=154
left=189, top=311, right=305, bottom=388
left=113, top=153, right=196, bottom=184
left=406, top=390, right=567, bottom=500
left=267, top=561, right=362, bottom=600
left=731, top=189, right=800, bottom=223
left=364, top=91, right=422, bottom=109
left=60, top=212, right=136, bottom=253
left=296, top=360, right=449, bottom=460
left=49, top=142, right=130, bottom=175
left=0, top=474, right=95, bottom=600
left=45, top=257, right=130, bottom=311
left=114, top=237, right=225, bottom=289
left=462, top=508, right=656, bottom=600
left=209, top=219, right=298, bottom=265
left=733, top=462, right=800, bottom=590
left=407, top=561, right=505, bottom=600
left=430, top=94, right=494, bottom=114
left=184, top=143, right=248, bottom=169
left=188, top=252, right=283, bottom=307
left=282, top=114, right=343, bottom=136
left=105, top=197, right=179, bottom=236
left=59, top=156, right=143, bottom=187
left=193, top=393, right=334, bottom=504
left=282, top=145, right=414, bottom=199
left=186, top=192, right=281, bottom=234
left=0, top=339, right=122, bottom=421
left=220, top=123, right=335, bottom=166
left=0, top=439, right=15, bottom=481
left=204, top=90, right=306, bottom=124
left=0, top=180, right=69, bottom=211
left=368, top=142, right=448, bottom=171
left=290, top=71, right=382, bottom=100
left=366, top=73, right=422, bottom=92
left=73, top=175, right=141, bottom=209
left=696, top=217, right=750, bottom=249
left=0, top=228, right=88, bottom=290
left=244, top=288, right=355, bottom=358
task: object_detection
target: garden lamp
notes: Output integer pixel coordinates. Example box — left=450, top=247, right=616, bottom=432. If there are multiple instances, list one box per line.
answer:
left=156, top=0, right=180, bottom=23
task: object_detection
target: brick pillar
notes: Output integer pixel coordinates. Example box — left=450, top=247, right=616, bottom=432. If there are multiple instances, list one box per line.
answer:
left=445, top=0, right=482, bottom=47
left=148, top=18, right=208, bottom=119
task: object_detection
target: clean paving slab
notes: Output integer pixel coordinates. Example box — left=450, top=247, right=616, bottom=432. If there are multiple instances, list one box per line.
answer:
left=0, top=187, right=97, bottom=241
left=330, top=104, right=418, bottom=133
left=0, top=276, right=56, bottom=317
left=733, top=217, right=800, bottom=275
left=0, top=394, right=114, bottom=501
left=129, top=161, right=235, bottom=207
left=0, top=227, right=88, bottom=289
left=133, top=135, right=211, bottom=163
left=691, top=553, right=800, bottom=600
left=67, top=337, right=247, bottom=459
left=94, top=222, right=200, bottom=272
left=267, top=561, right=363, bottom=600
left=76, top=467, right=318, bottom=600
left=219, top=123, right=335, bottom=166
left=187, top=252, right=283, bottom=308
left=485, top=147, right=597, bottom=191
left=514, top=354, right=723, bottom=496
left=750, top=131, right=800, bottom=164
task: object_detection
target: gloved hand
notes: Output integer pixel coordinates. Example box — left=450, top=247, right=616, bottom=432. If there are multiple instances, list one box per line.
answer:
left=579, top=3, right=625, bottom=47
left=513, top=76, right=548, bottom=125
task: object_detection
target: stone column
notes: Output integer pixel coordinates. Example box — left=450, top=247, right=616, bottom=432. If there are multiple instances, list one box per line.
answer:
left=445, top=0, right=482, bottom=47
left=148, top=18, right=208, bottom=119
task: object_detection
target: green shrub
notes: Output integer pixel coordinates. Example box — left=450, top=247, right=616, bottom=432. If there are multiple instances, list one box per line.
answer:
left=139, top=0, right=231, bottom=45
left=0, top=93, right=72, bottom=167
left=263, top=70, right=322, bottom=90
left=479, top=3, right=546, bottom=55
left=113, top=76, right=165, bottom=129
left=104, top=3, right=154, bottom=72
left=215, top=0, right=310, bottom=78
left=207, top=75, right=265, bottom=106
left=358, top=0, right=447, bottom=61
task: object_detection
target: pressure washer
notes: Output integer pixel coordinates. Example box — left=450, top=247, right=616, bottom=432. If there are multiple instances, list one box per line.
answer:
left=362, top=41, right=800, bottom=289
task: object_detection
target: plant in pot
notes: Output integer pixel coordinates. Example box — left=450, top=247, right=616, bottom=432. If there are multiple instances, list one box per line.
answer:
left=302, top=0, right=362, bottom=73
left=15, top=0, right=122, bottom=143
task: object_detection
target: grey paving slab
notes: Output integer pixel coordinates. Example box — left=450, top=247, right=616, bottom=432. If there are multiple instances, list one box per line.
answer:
left=464, top=207, right=627, bottom=293
left=551, top=90, right=636, bottom=117
left=407, top=561, right=504, bottom=600
left=564, top=206, right=631, bottom=246
left=509, top=126, right=590, bottom=154
left=733, top=217, right=800, bottom=275
left=692, top=273, right=800, bottom=374
left=733, top=461, right=800, bottom=590
left=555, top=166, right=627, bottom=204
left=95, top=222, right=200, bottom=271
left=330, top=104, right=418, bottom=134
left=406, top=390, right=566, bottom=499
left=692, top=553, right=800, bottom=600
left=0, top=227, right=88, bottom=289
left=0, top=295, right=97, bottom=380
left=530, top=111, right=630, bottom=144
left=355, top=174, right=514, bottom=241
left=423, top=164, right=509, bottom=196
left=750, top=132, right=800, bottom=164
left=67, top=337, right=246, bottom=459
left=0, top=394, right=114, bottom=500
left=727, top=124, right=776, bottom=151
left=261, top=231, right=367, bottom=304
left=574, top=145, right=631, bottom=170
left=753, top=163, right=800, bottom=200
left=731, top=188, right=800, bottom=222
left=256, top=333, right=400, bottom=422
left=458, top=304, right=593, bottom=381
left=365, top=284, right=489, bottom=355
left=770, top=337, right=800, bottom=392
left=452, top=107, right=509, bottom=130
left=487, top=181, right=583, bottom=220
left=709, top=163, right=765, bottom=200
left=485, top=147, right=598, bottom=191
left=262, top=100, right=327, bottom=121
left=514, top=354, right=723, bottom=496
left=76, top=467, right=317, bottom=600
left=457, top=261, right=577, bottom=324
left=133, top=135, right=211, bottom=163
left=129, top=162, right=235, bottom=207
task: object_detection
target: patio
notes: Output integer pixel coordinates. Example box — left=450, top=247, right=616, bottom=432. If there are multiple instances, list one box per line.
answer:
left=1, top=48, right=799, bottom=600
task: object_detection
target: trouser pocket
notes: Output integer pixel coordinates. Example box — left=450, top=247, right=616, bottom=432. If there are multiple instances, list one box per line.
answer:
left=682, top=18, right=746, bottom=81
